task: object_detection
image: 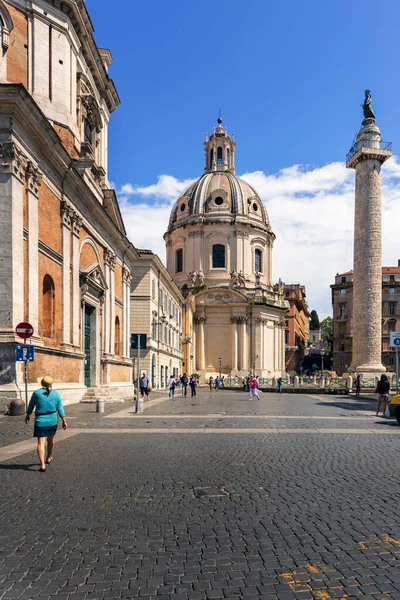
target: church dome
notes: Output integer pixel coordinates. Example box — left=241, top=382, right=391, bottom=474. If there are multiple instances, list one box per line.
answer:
left=167, top=119, right=271, bottom=234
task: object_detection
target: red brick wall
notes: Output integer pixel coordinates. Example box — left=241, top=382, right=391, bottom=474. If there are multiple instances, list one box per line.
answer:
left=6, top=5, right=28, bottom=87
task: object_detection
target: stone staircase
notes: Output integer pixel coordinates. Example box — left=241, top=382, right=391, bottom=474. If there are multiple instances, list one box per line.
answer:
left=81, top=386, right=134, bottom=403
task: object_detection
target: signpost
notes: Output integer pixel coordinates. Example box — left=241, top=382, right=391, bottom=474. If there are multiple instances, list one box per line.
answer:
left=131, top=334, right=147, bottom=413
left=390, top=332, right=400, bottom=394
left=15, top=322, right=34, bottom=410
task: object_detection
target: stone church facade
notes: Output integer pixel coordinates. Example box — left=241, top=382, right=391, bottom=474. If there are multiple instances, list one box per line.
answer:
left=164, top=119, right=288, bottom=380
left=0, top=0, right=136, bottom=404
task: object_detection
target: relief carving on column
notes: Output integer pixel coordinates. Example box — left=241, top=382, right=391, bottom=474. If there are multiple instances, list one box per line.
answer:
left=122, top=266, right=132, bottom=286
left=236, top=316, right=248, bottom=324
left=254, top=317, right=267, bottom=325
left=25, top=161, right=42, bottom=197
left=105, top=248, right=116, bottom=271
left=234, top=230, right=249, bottom=238
left=71, top=213, right=82, bottom=237
left=193, top=315, right=207, bottom=324
left=60, top=200, right=73, bottom=229
left=0, top=141, right=28, bottom=181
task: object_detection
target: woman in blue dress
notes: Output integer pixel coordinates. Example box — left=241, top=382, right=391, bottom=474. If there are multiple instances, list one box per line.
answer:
left=25, top=376, right=67, bottom=472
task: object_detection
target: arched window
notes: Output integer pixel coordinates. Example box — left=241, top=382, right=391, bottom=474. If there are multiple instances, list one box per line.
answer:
left=175, top=248, right=183, bottom=273
left=210, top=149, right=214, bottom=167
left=42, top=275, right=55, bottom=338
left=114, top=317, right=120, bottom=355
left=212, top=244, right=225, bottom=268
left=255, top=249, right=262, bottom=273
left=217, top=147, right=223, bottom=166
left=226, top=148, right=230, bottom=168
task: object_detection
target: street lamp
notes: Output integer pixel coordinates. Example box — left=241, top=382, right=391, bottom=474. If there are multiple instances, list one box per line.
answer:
left=218, top=356, right=222, bottom=378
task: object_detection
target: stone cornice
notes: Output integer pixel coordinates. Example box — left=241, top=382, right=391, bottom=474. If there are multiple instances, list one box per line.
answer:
left=0, top=84, right=135, bottom=260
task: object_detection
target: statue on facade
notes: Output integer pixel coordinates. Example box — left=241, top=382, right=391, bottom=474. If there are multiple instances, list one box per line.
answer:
left=230, top=270, right=240, bottom=287
left=275, top=278, right=284, bottom=293
left=255, top=271, right=261, bottom=287
left=188, top=271, right=197, bottom=286
left=238, top=271, right=246, bottom=287
left=362, top=89, right=375, bottom=121
left=196, top=270, right=205, bottom=286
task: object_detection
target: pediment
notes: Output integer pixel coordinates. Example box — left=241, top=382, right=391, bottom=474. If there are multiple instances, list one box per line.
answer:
left=80, top=263, right=108, bottom=294
left=103, top=189, right=126, bottom=235
left=194, top=286, right=248, bottom=305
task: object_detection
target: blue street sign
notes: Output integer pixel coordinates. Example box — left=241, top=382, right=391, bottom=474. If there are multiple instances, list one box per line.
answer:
left=390, top=332, right=400, bottom=348
left=16, top=344, right=34, bottom=362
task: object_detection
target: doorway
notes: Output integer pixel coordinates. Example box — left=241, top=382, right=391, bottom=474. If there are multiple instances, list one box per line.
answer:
left=84, top=305, right=94, bottom=387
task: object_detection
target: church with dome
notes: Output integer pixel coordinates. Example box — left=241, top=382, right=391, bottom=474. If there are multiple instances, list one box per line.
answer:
left=164, top=119, right=288, bottom=379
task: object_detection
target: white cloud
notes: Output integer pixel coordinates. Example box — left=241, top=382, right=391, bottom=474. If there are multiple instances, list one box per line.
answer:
left=118, top=157, right=400, bottom=318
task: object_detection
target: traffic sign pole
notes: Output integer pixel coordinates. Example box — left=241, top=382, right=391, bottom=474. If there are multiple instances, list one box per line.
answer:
left=396, top=346, right=399, bottom=395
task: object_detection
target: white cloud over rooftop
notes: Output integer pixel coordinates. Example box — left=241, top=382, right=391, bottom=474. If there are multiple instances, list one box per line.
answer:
left=118, top=157, right=400, bottom=318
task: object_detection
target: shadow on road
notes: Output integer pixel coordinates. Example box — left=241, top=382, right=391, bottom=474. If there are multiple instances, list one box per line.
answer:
left=0, top=463, right=38, bottom=471
left=316, top=397, right=375, bottom=412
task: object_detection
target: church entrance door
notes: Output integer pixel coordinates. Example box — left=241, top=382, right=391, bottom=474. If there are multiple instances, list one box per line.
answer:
left=84, top=305, right=93, bottom=387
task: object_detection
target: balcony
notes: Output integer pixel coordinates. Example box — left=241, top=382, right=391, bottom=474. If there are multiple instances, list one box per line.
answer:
left=346, top=140, right=392, bottom=162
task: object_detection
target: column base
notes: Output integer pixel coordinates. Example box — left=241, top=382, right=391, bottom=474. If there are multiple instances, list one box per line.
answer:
left=352, top=362, right=386, bottom=373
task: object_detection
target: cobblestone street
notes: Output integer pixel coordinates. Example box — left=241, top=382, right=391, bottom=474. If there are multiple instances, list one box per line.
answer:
left=1, top=390, right=400, bottom=599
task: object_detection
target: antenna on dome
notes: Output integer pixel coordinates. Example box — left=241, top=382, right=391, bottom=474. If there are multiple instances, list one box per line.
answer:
left=217, top=108, right=222, bottom=125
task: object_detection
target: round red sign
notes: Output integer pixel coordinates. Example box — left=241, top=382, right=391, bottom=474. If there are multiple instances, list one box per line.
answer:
left=15, top=322, right=34, bottom=339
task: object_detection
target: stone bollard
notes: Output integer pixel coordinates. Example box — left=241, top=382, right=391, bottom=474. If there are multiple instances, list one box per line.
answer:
left=8, top=398, right=26, bottom=416
left=319, top=376, right=325, bottom=388
left=136, top=396, right=144, bottom=414
left=347, top=376, right=353, bottom=391
left=294, top=376, right=300, bottom=388
left=272, top=376, right=277, bottom=390
left=96, top=399, right=104, bottom=413
left=313, top=375, right=317, bottom=385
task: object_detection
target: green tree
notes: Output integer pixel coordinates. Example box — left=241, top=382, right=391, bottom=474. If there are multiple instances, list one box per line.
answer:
left=310, top=310, right=320, bottom=330
left=320, top=316, right=333, bottom=342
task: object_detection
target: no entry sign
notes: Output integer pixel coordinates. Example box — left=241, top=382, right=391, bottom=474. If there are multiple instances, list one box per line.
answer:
left=15, top=322, right=34, bottom=339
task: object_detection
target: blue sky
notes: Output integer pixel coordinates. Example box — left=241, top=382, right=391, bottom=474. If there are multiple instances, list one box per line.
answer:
left=86, top=0, right=400, bottom=317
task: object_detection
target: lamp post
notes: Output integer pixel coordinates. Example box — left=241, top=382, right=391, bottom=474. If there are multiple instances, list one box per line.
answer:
left=218, top=356, right=222, bottom=378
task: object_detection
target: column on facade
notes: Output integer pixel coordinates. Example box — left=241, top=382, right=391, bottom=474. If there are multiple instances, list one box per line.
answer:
left=104, top=250, right=111, bottom=354
left=26, top=162, right=42, bottom=333
left=60, top=200, right=72, bottom=345
left=278, top=319, right=285, bottom=372
left=254, top=318, right=265, bottom=371
left=230, top=317, right=238, bottom=372
left=71, top=213, right=82, bottom=347
left=109, top=255, right=116, bottom=355
left=194, top=316, right=206, bottom=371
left=122, top=266, right=131, bottom=358
left=239, top=316, right=247, bottom=372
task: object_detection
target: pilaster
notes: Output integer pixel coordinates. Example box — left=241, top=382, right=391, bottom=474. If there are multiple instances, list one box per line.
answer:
left=26, top=161, right=42, bottom=333
left=71, top=210, right=82, bottom=347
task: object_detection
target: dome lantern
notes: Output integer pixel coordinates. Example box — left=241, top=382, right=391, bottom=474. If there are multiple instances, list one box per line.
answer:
left=204, top=117, right=236, bottom=174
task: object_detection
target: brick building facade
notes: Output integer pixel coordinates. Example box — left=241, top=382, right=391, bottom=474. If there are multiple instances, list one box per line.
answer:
left=283, top=284, right=310, bottom=372
left=0, top=0, right=136, bottom=404
left=331, top=265, right=400, bottom=375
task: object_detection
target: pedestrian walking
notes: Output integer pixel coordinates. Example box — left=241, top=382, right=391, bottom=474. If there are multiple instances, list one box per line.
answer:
left=355, top=374, right=361, bottom=396
left=190, top=375, right=197, bottom=397
left=215, top=376, right=220, bottom=391
left=375, top=374, right=390, bottom=416
left=168, top=375, right=176, bottom=398
left=221, top=376, right=225, bottom=389
left=180, top=373, right=188, bottom=397
left=209, top=376, right=214, bottom=391
left=140, top=373, right=150, bottom=400
left=276, top=377, right=283, bottom=394
left=25, top=376, right=67, bottom=472
left=249, top=376, right=261, bottom=400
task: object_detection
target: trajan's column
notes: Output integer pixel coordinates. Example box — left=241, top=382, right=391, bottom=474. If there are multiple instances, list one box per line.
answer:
left=346, top=91, right=392, bottom=373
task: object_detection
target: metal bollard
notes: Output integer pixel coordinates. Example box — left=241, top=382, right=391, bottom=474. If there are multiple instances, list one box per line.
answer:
left=96, top=399, right=104, bottom=413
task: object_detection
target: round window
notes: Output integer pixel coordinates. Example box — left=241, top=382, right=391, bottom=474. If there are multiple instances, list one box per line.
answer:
left=180, top=203, right=186, bottom=212
left=215, top=196, right=224, bottom=206
left=253, top=203, right=258, bottom=212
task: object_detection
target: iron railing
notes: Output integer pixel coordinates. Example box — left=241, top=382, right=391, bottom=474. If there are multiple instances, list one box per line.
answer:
left=346, top=140, right=392, bottom=162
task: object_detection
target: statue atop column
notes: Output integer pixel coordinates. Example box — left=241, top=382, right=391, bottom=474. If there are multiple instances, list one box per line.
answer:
left=362, top=89, right=375, bottom=121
